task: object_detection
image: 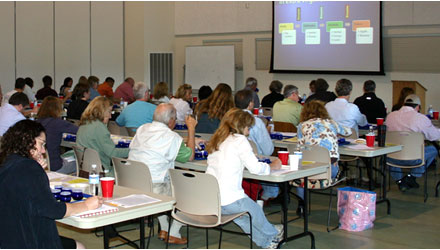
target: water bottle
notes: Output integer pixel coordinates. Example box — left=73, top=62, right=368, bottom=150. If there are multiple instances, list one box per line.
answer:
left=428, top=105, right=433, bottom=118
left=294, top=144, right=303, bottom=168
left=89, top=164, right=100, bottom=196
left=368, top=126, right=374, bottom=135
left=258, top=106, right=263, bottom=116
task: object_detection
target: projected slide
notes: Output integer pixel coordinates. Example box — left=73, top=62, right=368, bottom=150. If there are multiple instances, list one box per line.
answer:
left=272, top=1, right=383, bottom=74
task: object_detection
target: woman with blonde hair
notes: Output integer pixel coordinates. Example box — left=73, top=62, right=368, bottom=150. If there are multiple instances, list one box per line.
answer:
left=152, top=82, right=170, bottom=103
left=169, top=83, right=192, bottom=122
left=296, top=100, right=351, bottom=200
left=194, top=83, right=234, bottom=133
left=206, top=108, right=282, bottom=249
left=77, top=96, right=129, bottom=176
left=37, top=96, right=78, bottom=174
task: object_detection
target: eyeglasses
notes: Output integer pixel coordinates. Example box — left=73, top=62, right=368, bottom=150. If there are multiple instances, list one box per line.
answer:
left=36, top=138, right=46, bottom=148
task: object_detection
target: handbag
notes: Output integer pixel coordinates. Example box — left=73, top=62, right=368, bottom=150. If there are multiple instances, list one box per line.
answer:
left=337, top=187, right=376, bottom=232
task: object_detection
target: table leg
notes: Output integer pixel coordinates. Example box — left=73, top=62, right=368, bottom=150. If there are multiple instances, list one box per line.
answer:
left=103, top=226, right=111, bottom=249
left=278, top=177, right=315, bottom=249
left=140, top=217, right=145, bottom=249
left=376, top=155, right=391, bottom=214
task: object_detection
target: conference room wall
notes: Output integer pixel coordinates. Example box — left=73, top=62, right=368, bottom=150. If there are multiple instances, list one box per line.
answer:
left=0, top=2, right=125, bottom=94
left=173, top=1, right=440, bottom=113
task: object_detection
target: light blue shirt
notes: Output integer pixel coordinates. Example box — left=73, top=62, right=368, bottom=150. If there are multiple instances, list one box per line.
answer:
left=116, top=100, right=156, bottom=129
left=89, top=88, right=100, bottom=101
left=325, top=98, right=368, bottom=135
left=0, top=104, right=26, bottom=136
left=244, top=109, right=274, bottom=156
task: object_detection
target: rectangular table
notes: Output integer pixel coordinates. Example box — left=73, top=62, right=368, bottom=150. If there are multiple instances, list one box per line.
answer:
left=272, top=139, right=403, bottom=214
left=174, top=159, right=329, bottom=248
left=51, top=175, right=175, bottom=248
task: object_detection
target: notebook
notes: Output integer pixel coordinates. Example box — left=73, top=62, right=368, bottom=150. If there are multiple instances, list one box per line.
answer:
left=73, top=204, right=119, bottom=218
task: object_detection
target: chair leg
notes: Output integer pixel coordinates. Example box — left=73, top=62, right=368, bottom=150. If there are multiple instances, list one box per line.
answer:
left=248, top=212, right=253, bottom=249
left=436, top=180, right=440, bottom=197
left=326, top=188, right=338, bottom=232
left=165, top=216, right=171, bottom=249
left=424, top=172, right=428, bottom=203
left=218, top=226, right=223, bottom=249
left=206, top=228, right=209, bottom=249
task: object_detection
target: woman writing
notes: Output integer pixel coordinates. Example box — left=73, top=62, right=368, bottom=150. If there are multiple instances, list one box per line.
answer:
left=77, top=96, right=129, bottom=176
left=296, top=100, right=351, bottom=200
left=37, top=96, right=78, bottom=174
left=0, top=120, right=102, bottom=248
left=206, top=108, right=283, bottom=249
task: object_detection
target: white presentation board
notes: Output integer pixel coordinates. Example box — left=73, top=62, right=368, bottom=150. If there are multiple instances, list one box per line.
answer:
left=185, top=45, right=235, bottom=90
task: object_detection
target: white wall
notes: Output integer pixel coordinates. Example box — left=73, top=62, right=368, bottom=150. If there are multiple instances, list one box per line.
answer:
left=0, top=2, right=15, bottom=93
left=173, top=1, right=440, bottom=113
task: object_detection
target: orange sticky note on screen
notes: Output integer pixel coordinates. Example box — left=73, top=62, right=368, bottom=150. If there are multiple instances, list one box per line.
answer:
left=352, top=20, right=370, bottom=32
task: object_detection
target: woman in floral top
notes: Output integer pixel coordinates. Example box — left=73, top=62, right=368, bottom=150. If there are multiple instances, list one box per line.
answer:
left=296, top=100, right=351, bottom=198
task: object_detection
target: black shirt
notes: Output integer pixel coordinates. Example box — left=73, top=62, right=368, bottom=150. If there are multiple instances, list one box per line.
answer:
left=0, top=154, right=66, bottom=249
left=36, top=87, right=58, bottom=101
left=305, top=91, right=337, bottom=104
left=353, top=92, right=387, bottom=124
left=67, top=99, right=89, bottom=120
left=261, top=92, right=284, bottom=108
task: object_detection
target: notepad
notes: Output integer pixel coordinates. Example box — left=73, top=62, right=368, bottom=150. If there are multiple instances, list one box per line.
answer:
left=73, top=204, right=119, bottom=218
left=108, top=194, right=161, bottom=208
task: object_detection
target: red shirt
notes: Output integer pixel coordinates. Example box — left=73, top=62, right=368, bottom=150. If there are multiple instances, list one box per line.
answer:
left=114, top=81, right=135, bottom=103
left=97, top=82, right=114, bottom=98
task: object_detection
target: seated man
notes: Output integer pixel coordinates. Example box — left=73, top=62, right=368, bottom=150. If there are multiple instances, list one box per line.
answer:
left=116, top=82, right=156, bottom=130
left=273, top=85, right=303, bottom=127
left=2, top=78, right=26, bottom=105
left=305, top=78, right=337, bottom=104
left=235, top=89, right=278, bottom=201
left=97, top=77, right=115, bottom=99
left=353, top=80, right=387, bottom=124
left=0, top=92, right=29, bottom=136
left=386, top=94, right=440, bottom=191
left=261, top=80, right=284, bottom=108
left=325, top=79, right=367, bottom=134
left=128, top=103, right=198, bottom=245
left=114, top=77, right=136, bottom=103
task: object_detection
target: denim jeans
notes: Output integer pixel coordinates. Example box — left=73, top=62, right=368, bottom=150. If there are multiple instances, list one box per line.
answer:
left=297, top=162, right=339, bottom=199
left=221, top=197, right=278, bottom=248
left=388, top=145, right=437, bottom=181
left=261, top=183, right=279, bottom=200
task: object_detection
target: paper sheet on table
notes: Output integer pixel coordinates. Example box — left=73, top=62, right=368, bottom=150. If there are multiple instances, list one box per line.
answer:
left=271, top=166, right=295, bottom=176
left=109, top=194, right=161, bottom=208
left=283, top=137, right=298, bottom=143
left=279, top=132, right=297, bottom=137
left=47, top=172, right=66, bottom=180
left=344, top=144, right=372, bottom=150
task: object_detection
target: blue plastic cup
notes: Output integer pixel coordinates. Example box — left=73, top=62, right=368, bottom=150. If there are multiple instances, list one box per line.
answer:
left=60, top=191, right=72, bottom=202
left=51, top=189, right=61, bottom=200
left=71, top=189, right=84, bottom=201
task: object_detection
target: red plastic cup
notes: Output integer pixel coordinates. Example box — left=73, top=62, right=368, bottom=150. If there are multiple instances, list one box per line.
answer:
left=253, top=108, right=259, bottom=115
left=150, top=94, right=154, bottom=99
left=37, top=103, right=41, bottom=107
left=278, top=151, right=289, bottom=165
left=433, top=111, right=439, bottom=120
left=193, top=97, right=198, bottom=103
left=100, top=177, right=115, bottom=198
left=366, top=135, right=375, bottom=147
left=30, top=102, right=34, bottom=109
left=376, top=118, right=384, bottom=125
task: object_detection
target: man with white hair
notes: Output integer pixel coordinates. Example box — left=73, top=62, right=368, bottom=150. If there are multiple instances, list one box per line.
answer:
left=386, top=94, right=440, bottom=191
left=243, top=77, right=260, bottom=108
left=129, top=103, right=198, bottom=245
left=115, top=82, right=156, bottom=129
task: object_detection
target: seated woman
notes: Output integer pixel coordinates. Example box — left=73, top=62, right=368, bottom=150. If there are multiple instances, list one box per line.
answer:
left=169, top=83, right=192, bottom=122
left=0, top=120, right=102, bottom=249
left=67, top=83, right=90, bottom=120
left=151, top=81, right=170, bottom=104
left=296, top=100, right=351, bottom=199
left=77, top=96, right=129, bottom=176
left=206, top=108, right=282, bottom=249
left=59, top=77, right=73, bottom=98
left=37, top=96, right=79, bottom=174
left=194, top=83, right=234, bottom=134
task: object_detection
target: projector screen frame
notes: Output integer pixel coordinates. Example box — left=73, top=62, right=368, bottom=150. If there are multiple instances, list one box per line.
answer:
left=270, top=1, right=384, bottom=76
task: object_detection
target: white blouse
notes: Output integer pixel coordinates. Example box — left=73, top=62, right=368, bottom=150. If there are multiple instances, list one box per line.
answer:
left=169, top=98, right=192, bottom=122
left=206, top=134, right=270, bottom=206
